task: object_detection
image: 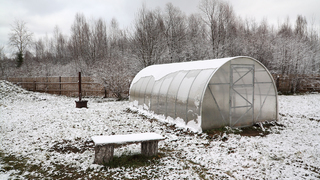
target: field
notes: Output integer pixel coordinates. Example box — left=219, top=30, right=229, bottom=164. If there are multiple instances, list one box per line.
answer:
left=1, top=80, right=320, bottom=179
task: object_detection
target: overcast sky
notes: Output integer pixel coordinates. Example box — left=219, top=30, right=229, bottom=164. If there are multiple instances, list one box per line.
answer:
left=1, top=0, right=320, bottom=55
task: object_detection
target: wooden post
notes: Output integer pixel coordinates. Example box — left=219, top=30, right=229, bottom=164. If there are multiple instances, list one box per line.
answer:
left=104, top=87, right=107, bottom=98
left=93, top=144, right=114, bottom=164
left=59, top=76, right=61, bottom=95
left=78, top=72, right=82, bottom=101
left=141, top=140, right=159, bottom=156
left=33, top=80, right=36, bottom=92
left=75, top=72, right=88, bottom=108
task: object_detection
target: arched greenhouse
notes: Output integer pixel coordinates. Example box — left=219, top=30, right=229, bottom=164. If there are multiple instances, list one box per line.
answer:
left=129, top=56, right=278, bottom=131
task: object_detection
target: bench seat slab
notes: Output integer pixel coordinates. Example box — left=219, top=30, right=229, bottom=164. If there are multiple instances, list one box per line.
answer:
left=92, top=133, right=165, bottom=145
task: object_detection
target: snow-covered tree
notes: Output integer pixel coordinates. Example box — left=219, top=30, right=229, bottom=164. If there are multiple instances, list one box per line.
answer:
left=131, top=5, right=166, bottom=68
left=163, top=3, right=187, bottom=62
left=8, top=19, right=33, bottom=67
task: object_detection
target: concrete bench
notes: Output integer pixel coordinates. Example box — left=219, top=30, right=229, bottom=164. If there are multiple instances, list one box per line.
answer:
left=92, top=133, right=165, bottom=165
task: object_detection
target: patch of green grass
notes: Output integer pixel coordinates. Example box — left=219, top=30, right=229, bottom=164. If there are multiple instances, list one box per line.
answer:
left=104, top=153, right=165, bottom=169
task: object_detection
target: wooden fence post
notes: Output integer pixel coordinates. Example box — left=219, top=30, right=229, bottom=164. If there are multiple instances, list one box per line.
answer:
left=104, top=87, right=107, bottom=98
left=33, top=80, right=36, bottom=92
left=59, top=76, right=61, bottom=95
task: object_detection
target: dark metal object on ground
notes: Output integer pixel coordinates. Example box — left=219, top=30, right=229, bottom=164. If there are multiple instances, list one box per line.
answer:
left=75, top=72, right=88, bottom=108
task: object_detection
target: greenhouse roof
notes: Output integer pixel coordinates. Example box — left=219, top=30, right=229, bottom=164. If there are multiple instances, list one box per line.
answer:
left=131, top=57, right=235, bottom=85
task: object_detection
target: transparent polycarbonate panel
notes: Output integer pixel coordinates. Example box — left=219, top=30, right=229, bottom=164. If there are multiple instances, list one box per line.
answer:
left=232, top=66, right=254, bottom=86
left=230, top=87, right=253, bottom=127
left=231, top=87, right=253, bottom=106
left=254, top=61, right=265, bottom=71
left=231, top=58, right=253, bottom=65
left=254, top=82, right=274, bottom=101
left=138, top=76, right=152, bottom=105
left=257, top=96, right=277, bottom=120
left=145, top=78, right=155, bottom=109
left=230, top=106, right=253, bottom=127
left=131, top=78, right=144, bottom=104
left=209, top=84, right=229, bottom=124
left=150, top=78, right=165, bottom=113
left=129, top=82, right=137, bottom=102
left=187, top=69, right=215, bottom=122
left=158, top=73, right=176, bottom=116
left=210, top=61, right=230, bottom=84
left=254, top=62, right=277, bottom=95
left=201, top=86, right=229, bottom=130
left=254, top=82, right=276, bottom=122
left=253, top=61, right=277, bottom=123
left=255, top=70, right=273, bottom=83
left=230, top=64, right=254, bottom=127
left=144, top=77, right=154, bottom=107
left=201, top=64, right=230, bottom=130
left=166, top=71, right=188, bottom=118
left=176, top=70, right=200, bottom=122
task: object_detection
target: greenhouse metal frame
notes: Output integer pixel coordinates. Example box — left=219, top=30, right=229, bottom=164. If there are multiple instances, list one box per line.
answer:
left=130, top=56, right=278, bottom=131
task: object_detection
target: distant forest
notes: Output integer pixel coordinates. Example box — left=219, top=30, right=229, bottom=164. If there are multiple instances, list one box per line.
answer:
left=1, top=0, right=319, bottom=94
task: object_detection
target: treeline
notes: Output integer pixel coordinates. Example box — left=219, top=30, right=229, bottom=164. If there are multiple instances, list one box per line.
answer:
left=1, top=0, right=320, bottom=95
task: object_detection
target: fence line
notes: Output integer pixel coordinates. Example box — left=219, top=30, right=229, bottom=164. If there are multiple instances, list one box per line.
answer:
left=272, top=74, right=320, bottom=93
left=7, top=76, right=113, bottom=97
left=7, top=74, right=320, bottom=97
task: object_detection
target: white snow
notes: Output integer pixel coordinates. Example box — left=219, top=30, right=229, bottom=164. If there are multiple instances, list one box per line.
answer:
left=1, top=80, right=320, bottom=179
left=92, top=133, right=165, bottom=145
left=129, top=104, right=202, bottom=133
left=131, top=57, right=233, bottom=85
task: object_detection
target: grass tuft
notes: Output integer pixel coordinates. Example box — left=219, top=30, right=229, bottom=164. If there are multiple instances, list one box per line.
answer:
left=104, top=153, right=165, bottom=169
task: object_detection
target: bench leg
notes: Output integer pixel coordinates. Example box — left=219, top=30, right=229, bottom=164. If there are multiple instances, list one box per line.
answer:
left=93, top=144, right=114, bottom=165
left=141, top=140, right=159, bottom=156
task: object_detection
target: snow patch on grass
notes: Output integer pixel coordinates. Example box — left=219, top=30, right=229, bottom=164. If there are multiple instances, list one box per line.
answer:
left=1, top=80, right=320, bottom=179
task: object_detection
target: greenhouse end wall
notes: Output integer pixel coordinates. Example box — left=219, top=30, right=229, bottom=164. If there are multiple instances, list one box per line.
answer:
left=130, top=56, right=278, bottom=131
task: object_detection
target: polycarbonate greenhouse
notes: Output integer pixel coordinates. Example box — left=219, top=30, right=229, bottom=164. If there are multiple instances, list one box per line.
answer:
left=129, top=56, right=278, bottom=131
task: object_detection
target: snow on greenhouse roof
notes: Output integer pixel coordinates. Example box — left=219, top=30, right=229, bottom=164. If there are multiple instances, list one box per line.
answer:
left=132, top=57, right=235, bottom=84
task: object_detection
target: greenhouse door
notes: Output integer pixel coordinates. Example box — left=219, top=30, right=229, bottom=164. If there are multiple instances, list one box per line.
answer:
left=229, top=64, right=254, bottom=127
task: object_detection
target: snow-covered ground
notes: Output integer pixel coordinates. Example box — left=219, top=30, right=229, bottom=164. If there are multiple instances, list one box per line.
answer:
left=1, top=80, right=319, bottom=179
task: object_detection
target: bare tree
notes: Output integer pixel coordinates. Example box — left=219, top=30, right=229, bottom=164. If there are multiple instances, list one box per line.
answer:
left=131, top=5, right=166, bottom=68
left=308, top=20, right=320, bottom=74
left=163, top=3, right=187, bottom=62
left=4, top=3, right=320, bottom=95
left=273, top=17, right=293, bottom=76
left=0, top=46, right=7, bottom=78
left=34, top=39, right=45, bottom=62
left=53, top=25, right=68, bottom=64
left=186, top=13, right=209, bottom=60
left=199, top=0, right=236, bottom=58
left=8, top=19, right=33, bottom=67
left=94, top=56, right=132, bottom=100
left=92, top=18, right=108, bottom=61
